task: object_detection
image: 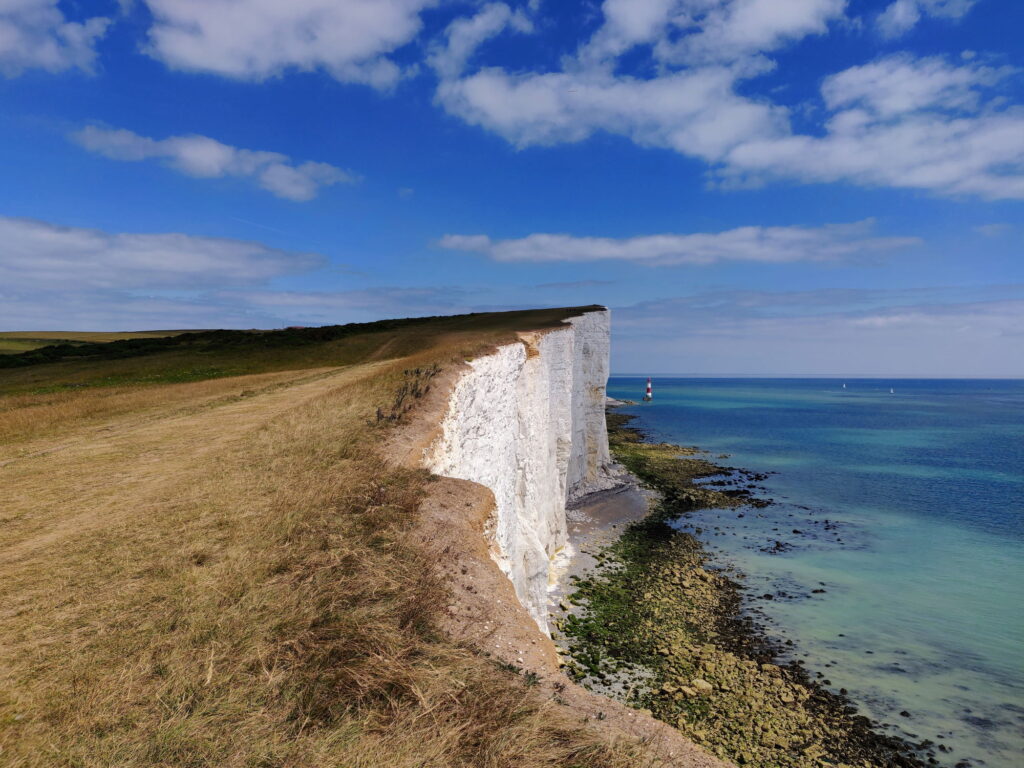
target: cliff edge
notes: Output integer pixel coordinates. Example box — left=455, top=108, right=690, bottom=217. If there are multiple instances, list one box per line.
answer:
left=394, top=307, right=729, bottom=768
left=423, top=309, right=619, bottom=632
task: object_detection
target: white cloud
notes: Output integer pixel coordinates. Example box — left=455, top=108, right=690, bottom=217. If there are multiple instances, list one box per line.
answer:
left=876, top=0, right=920, bottom=37
left=0, top=286, right=471, bottom=332
left=0, top=291, right=279, bottom=333
left=577, top=0, right=677, bottom=65
left=437, top=66, right=788, bottom=158
left=0, top=215, right=472, bottom=331
left=974, top=223, right=1012, bottom=237
left=435, top=1, right=819, bottom=159
left=577, top=0, right=845, bottom=68
left=0, top=215, right=323, bottom=292
left=821, top=54, right=1012, bottom=116
left=439, top=220, right=920, bottom=266
left=655, top=0, right=846, bottom=67
left=141, top=0, right=437, bottom=88
left=876, top=0, right=978, bottom=39
left=723, top=56, right=1024, bottom=199
left=427, top=3, right=532, bottom=79
left=257, top=161, right=354, bottom=202
left=71, top=126, right=357, bottom=201
left=436, top=0, right=1024, bottom=203
left=0, top=0, right=110, bottom=77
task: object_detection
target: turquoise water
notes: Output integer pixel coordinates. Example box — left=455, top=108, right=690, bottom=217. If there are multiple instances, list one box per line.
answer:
left=607, top=378, right=1024, bottom=768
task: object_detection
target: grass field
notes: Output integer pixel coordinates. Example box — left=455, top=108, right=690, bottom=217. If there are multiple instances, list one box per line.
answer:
left=0, top=308, right=641, bottom=768
left=0, top=339, right=49, bottom=355
left=0, top=330, right=194, bottom=355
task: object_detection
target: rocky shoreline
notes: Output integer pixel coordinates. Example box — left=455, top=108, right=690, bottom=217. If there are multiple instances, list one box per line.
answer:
left=553, top=412, right=934, bottom=768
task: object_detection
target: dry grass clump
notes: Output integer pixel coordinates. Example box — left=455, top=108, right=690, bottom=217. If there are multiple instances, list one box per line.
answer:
left=1, top=310, right=637, bottom=768
left=376, top=364, right=441, bottom=423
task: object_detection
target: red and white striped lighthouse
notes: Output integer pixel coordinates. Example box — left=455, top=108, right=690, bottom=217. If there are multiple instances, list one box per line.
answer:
left=643, top=377, right=653, bottom=401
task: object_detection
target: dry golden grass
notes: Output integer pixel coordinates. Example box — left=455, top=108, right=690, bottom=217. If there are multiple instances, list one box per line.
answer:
left=0, top=309, right=640, bottom=768
left=0, top=368, right=339, bottom=455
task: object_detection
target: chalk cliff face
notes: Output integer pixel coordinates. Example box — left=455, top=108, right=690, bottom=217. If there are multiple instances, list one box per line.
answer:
left=424, top=309, right=617, bottom=633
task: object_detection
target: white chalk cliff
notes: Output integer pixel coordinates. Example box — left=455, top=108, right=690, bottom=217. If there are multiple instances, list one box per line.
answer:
left=424, top=309, right=618, bottom=633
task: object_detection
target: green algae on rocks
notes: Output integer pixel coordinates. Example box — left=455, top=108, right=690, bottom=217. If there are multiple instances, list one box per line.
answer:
left=555, top=412, right=926, bottom=768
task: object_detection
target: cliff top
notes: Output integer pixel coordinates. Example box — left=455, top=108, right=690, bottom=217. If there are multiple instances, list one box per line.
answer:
left=0, top=305, right=663, bottom=768
left=0, top=305, right=606, bottom=390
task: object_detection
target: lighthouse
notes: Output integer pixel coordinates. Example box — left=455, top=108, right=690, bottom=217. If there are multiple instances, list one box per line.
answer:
left=643, top=377, right=653, bottom=402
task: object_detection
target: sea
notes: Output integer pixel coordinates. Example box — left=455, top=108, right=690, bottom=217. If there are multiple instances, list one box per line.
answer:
left=606, top=377, right=1024, bottom=768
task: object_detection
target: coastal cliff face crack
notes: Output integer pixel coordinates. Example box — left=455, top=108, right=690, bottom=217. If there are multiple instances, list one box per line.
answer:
left=423, top=310, right=617, bottom=633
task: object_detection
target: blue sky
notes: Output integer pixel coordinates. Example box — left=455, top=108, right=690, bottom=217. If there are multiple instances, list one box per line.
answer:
left=1, top=0, right=1021, bottom=375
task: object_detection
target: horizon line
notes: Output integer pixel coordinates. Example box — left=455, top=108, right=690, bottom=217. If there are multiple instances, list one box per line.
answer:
left=610, top=373, right=1024, bottom=380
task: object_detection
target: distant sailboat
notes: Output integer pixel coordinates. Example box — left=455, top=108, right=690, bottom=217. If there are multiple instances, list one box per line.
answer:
left=890, top=387, right=895, bottom=394
left=842, top=382, right=847, bottom=389
left=643, top=377, right=653, bottom=402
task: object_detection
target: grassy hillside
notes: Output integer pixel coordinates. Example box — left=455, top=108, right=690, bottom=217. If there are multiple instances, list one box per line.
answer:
left=0, top=307, right=637, bottom=768
left=0, top=330, right=194, bottom=355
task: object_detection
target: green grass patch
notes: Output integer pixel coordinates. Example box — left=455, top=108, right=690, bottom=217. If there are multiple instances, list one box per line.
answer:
left=0, top=339, right=54, bottom=355
left=0, top=330, right=191, bottom=355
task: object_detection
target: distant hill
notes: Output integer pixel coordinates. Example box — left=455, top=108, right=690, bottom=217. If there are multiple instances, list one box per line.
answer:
left=0, top=330, right=196, bottom=356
